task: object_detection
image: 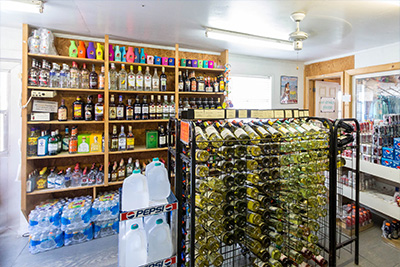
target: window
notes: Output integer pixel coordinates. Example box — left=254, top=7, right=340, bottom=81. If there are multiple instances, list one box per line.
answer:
left=0, top=70, right=9, bottom=154
left=228, top=75, right=272, bottom=109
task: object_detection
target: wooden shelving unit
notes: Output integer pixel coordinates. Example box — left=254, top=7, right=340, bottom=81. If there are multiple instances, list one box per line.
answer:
left=21, top=24, right=228, bottom=218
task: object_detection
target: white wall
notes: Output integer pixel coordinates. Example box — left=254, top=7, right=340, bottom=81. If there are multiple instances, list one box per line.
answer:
left=229, top=53, right=305, bottom=109
left=355, top=42, right=400, bottom=69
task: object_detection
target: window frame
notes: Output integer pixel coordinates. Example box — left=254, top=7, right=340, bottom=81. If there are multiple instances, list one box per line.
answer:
left=0, top=69, right=10, bottom=156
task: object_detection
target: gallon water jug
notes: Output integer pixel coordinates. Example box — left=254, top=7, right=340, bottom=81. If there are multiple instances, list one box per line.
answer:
left=147, top=163, right=170, bottom=203
left=124, top=223, right=147, bottom=267
left=144, top=213, right=167, bottom=234
left=147, top=219, right=173, bottom=262
left=145, top=158, right=165, bottom=177
left=122, top=169, right=149, bottom=211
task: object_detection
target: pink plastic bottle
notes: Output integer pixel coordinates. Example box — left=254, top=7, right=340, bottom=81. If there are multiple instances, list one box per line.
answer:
left=109, top=44, right=115, bottom=61
left=126, top=47, right=134, bottom=63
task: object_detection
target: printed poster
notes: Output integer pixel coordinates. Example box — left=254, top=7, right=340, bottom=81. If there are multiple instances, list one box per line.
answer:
left=280, top=76, right=298, bottom=104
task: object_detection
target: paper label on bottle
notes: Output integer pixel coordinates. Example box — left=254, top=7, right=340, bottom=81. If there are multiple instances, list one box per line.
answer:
left=28, top=137, right=38, bottom=146
left=37, top=139, right=46, bottom=155
left=153, top=79, right=159, bottom=89
left=287, top=126, right=297, bottom=134
left=128, top=75, right=135, bottom=87
left=198, top=83, right=205, bottom=92
left=142, top=106, right=149, bottom=114
left=135, top=106, right=141, bottom=114
left=74, top=105, right=82, bottom=118
left=205, top=126, right=219, bottom=138
left=256, top=126, right=268, bottom=136
left=195, top=126, right=204, bottom=136
left=160, top=136, right=166, bottom=145
left=220, top=128, right=232, bottom=139
left=145, top=77, right=151, bottom=88
left=48, top=142, right=57, bottom=153
left=178, top=82, right=184, bottom=91
left=127, top=137, right=135, bottom=148
left=58, top=109, right=67, bottom=120
left=157, top=105, right=163, bottom=114
left=136, top=75, right=143, bottom=87
left=109, top=107, right=117, bottom=119
left=294, top=125, right=306, bottom=134
left=149, top=105, right=156, bottom=114
left=68, top=200, right=85, bottom=209
left=126, top=109, right=133, bottom=118
left=161, top=78, right=167, bottom=86
left=119, top=138, right=126, bottom=149
left=99, top=76, right=105, bottom=88
left=95, top=106, right=103, bottom=116
left=278, top=126, right=290, bottom=134
left=169, top=105, right=175, bottom=115
left=117, top=107, right=124, bottom=118
left=69, top=139, right=78, bottom=153
left=234, top=128, right=247, bottom=138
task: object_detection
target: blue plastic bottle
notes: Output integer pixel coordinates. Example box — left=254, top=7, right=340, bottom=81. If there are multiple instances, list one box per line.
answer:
left=37, top=130, right=49, bottom=156
left=134, top=48, right=140, bottom=63
left=140, top=48, right=145, bottom=63
left=114, top=45, right=121, bottom=62
left=121, top=47, right=127, bottom=62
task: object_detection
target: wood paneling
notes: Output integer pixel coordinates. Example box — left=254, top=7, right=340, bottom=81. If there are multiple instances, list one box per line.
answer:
left=304, top=56, right=354, bottom=77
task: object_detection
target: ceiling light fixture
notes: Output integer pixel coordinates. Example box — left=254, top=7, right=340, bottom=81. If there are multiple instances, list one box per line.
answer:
left=1, top=0, right=44, bottom=14
left=205, top=27, right=294, bottom=51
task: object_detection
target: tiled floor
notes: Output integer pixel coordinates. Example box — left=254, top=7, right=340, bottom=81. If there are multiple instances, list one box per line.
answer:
left=1, top=224, right=399, bottom=267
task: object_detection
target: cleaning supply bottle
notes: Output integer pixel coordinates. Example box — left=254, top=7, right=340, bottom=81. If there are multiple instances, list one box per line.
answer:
left=114, top=45, right=121, bottom=61
left=69, top=41, right=78, bottom=57
left=126, top=47, right=134, bottom=63
left=96, top=43, right=103, bottom=60
left=134, top=48, right=140, bottom=63
left=108, top=44, right=114, bottom=61
left=147, top=162, right=171, bottom=203
left=77, top=41, right=86, bottom=58
left=140, top=48, right=145, bottom=63
left=121, top=169, right=149, bottom=211
left=147, top=219, right=173, bottom=262
left=87, top=42, right=95, bottom=59
left=121, top=47, right=127, bottom=62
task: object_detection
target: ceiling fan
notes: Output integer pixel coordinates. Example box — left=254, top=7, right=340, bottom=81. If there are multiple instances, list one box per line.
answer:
left=288, top=12, right=309, bottom=51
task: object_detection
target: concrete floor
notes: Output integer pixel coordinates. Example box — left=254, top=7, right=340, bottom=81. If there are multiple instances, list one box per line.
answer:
left=1, top=224, right=399, bottom=267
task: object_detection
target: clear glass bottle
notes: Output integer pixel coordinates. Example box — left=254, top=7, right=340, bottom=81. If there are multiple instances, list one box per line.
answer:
left=118, top=125, right=126, bottom=151
left=80, top=63, right=90, bottom=89
left=160, top=67, right=167, bottom=91
left=152, top=68, right=159, bottom=91
left=59, top=63, right=70, bottom=88
left=144, top=66, right=152, bottom=91
left=89, top=64, right=98, bottom=89
left=126, top=157, right=134, bottom=176
left=28, top=59, right=39, bottom=86
left=162, top=95, right=169, bottom=119
left=54, top=170, right=65, bottom=189
left=119, top=64, right=127, bottom=91
left=127, top=65, right=135, bottom=90
left=47, top=167, right=57, bottom=189
left=127, top=126, right=135, bottom=150
left=95, top=94, right=104, bottom=121
left=39, top=60, right=50, bottom=87
left=149, top=95, right=156, bottom=120
left=98, top=65, right=105, bottom=90
left=109, top=63, right=118, bottom=90
left=156, top=95, right=163, bottom=119
left=71, top=163, right=82, bottom=187
left=142, top=96, right=149, bottom=120
left=69, top=61, right=80, bottom=88
left=169, top=95, right=175, bottom=118
left=136, top=66, right=144, bottom=91
left=49, top=63, right=60, bottom=88
left=81, top=167, right=89, bottom=186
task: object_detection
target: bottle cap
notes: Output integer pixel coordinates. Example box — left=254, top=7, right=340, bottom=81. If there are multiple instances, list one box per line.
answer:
left=155, top=163, right=161, bottom=166
left=133, top=169, right=140, bottom=174
left=156, top=219, right=163, bottom=225
left=131, top=224, right=139, bottom=230
left=153, top=158, right=159, bottom=161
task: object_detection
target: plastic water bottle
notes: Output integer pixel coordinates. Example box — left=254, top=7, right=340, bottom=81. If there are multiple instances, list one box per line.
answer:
left=147, top=218, right=173, bottom=262
left=124, top=223, right=147, bottom=267
left=122, top=169, right=149, bottom=211
left=145, top=157, right=165, bottom=177
left=147, top=163, right=170, bottom=203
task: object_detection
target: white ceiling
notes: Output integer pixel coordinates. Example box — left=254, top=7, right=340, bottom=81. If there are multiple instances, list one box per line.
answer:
left=0, top=0, right=399, bottom=61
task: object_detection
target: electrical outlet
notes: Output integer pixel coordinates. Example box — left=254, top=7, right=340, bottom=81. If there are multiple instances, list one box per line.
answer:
left=31, top=90, right=57, bottom=98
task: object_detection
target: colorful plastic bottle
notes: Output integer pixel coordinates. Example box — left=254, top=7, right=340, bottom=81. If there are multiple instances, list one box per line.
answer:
left=109, top=44, right=114, bottom=61
left=114, top=45, right=121, bottom=61
left=77, top=41, right=86, bottom=58
left=87, top=42, right=96, bottom=59
left=69, top=41, right=78, bottom=57
left=96, top=43, right=103, bottom=60
left=126, top=47, right=134, bottom=63
left=134, top=48, right=140, bottom=63
left=121, top=47, right=127, bottom=62
left=140, top=48, right=145, bottom=63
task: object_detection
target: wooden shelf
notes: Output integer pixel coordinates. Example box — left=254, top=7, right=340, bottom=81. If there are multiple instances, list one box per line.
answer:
left=178, top=92, right=225, bottom=95
left=110, top=61, right=175, bottom=69
left=27, top=120, right=105, bottom=125
left=109, top=90, right=175, bottom=94
left=108, top=119, right=168, bottom=123
left=28, top=53, right=105, bottom=64
left=108, top=181, right=124, bottom=186
left=27, top=86, right=105, bottom=93
left=27, top=185, right=103, bottom=195
left=109, top=146, right=168, bottom=154
left=27, top=151, right=104, bottom=160
left=179, top=66, right=225, bottom=72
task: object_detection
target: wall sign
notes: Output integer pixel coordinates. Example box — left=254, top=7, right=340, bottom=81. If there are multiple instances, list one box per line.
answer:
left=320, top=97, right=335, bottom=113
left=280, top=76, right=298, bottom=104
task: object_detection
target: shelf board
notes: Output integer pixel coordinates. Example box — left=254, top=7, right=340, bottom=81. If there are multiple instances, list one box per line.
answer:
left=108, top=181, right=124, bottom=186
left=27, top=151, right=104, bottom=160
left=109, top=119, right=168, bottom=123
left=27, top=120, right=105, bottom=125
left=109, top=90, right=175, bottom=94
left=109, top=146, right=168, bottom=154
left=179, top=66, right=225, bottom=72
left=178, top=92, right=224, bottom=95
left=27, top=86, right=105, bottom=93
left=28, top=53, right=104, bottom=64
left=27, top=185, right=103, bottom=195
left=110, top=61, right=175, bottom=69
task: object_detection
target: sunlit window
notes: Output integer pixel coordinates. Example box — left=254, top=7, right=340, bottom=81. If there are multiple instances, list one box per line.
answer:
left=229, top=75, right=272, bottom=109
left=0, top=71, right=8, bottom=153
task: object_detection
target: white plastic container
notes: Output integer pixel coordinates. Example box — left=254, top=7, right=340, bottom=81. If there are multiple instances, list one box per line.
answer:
left=144, top=213, right=167, bottom=234
left=124, top=223, right=147, bottom=267
left=122, top=169, right=149, bottom=211
left=145, top=158, right=165, bottom=177
left=147, top=163, right=170, bottom=203
left=147, top=218, right=173, bottom=262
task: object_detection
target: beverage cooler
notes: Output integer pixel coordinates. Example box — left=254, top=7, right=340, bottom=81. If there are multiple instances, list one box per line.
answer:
left=167, top=109, right=361, bottom=267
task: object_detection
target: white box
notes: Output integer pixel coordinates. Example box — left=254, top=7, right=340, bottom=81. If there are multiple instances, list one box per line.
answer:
left=30, top=113, right=50, bottom=121
left=32, top=100, right=58, bottom=113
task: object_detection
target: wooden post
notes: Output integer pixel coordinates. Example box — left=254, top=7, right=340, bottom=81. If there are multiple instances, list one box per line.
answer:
left=175, top=44, right=179, bottom=118
left=104, top=35, right=109, bottom=186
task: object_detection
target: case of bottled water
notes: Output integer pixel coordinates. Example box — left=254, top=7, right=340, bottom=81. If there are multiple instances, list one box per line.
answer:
left=64, top=223, right=93, bottom=246
left=61, top=196, right=92, bottom=231
left=28, top=199, right=64, bottom=232
left=91, top=192, right=119, bottom=222
left=94, top=218, right=119, bottom=239
left=29, top=226, right=64, bottom=254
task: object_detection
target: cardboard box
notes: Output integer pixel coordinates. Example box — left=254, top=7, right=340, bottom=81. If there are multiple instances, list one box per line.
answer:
left=382, top=147, right=394, bottom=160
left=90, top=133, right=102, bottom=152
left=392, top=160, right=400, bottom=169
left=394, top=150, right=400, bottom=162
left=78, top=134, right=91, bottom=153
left=394, top=138, right=400, bottom=150
left=146, top=130, right=158, bottom=149
left=381, top=158, right=393, bottom=167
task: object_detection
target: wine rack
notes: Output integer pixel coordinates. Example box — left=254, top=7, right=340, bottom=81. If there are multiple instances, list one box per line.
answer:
left=171, top=112, right=337, bottom=267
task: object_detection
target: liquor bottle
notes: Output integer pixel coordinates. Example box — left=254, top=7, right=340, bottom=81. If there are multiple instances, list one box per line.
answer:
left=54, top=129, right=62, bottom=153
left=27, top=128, right=39, bottom=156
left=110, top=125, right=118, bottom=151
left=200, top=121, right=223, bottom=148
left=119, top=64, right=128, bottom=90
left=125, top=99, right=134, bottom=120
left=49, top=63, right=60, bottom=88
left=39, top=60, right=50, bottom=87
left=312, top=254, right=328, bottom=267
left=28, top=59, right=39, bottom=86
left=127, top=65, right=135, bottom=90
left=108, top=94, right=117, bottom=120
left=143, top=66, right=151, bottom=91
left=156, top=95, right=163, bottom=119
left=214, top=121, right=236, bottom=146
left=159, top=125, right=167, bottom=148
left=152, top=68, right=159, bottom=91
left=194, top=125, right=209, bottom=149
left=89, top=64, right=98, bottom=89
left=190, top=71, right=197, bottom=91
left=149, top=95, right=156, bottom=119
left=136, top=66, right=144, bottom=91
left=118, top=125, right=126, bottom=151
left=95, top=165, right=104, bottom=185
left=178, top=71, right=183, bottom=91
left=127, top=126, right=135, bottom=150
left=84, top=95, right=94, bottom=121
left=126, top=157, right=134, bottom=176
left=111, top=161, right=118, bottom=182
left=80, top=63, right=89, bottom=89
left=68, top=127, right=78, bottom=154
left=162, top=95, right=169, bottom=119
left=169, top=95, right=175, bottom=118
left=142, top=96, right=149, bottom=120
left=58, top=99, right=68, bottom=121
left=118, top=159, right=126, bottom=180
left=235, top=120, right=261, bottom=144
left=80, top=167, right=88, bottom=186
left=98, top=65, right=105, bottom=90
left=134, top=95, right=141, bottom=120
left=37, top=131, right=49, bottom=157
left=117, top=95, right=125, bottom=120
left=87, top=163, right=97, bottom=185
left=160, top=67, right=167, bottom=91
left=95, top=94, right=104, bottom=121
left=72, top=96, right=84, bottom=120
left=59, top=63, right=70, bottom=88
left=70, top=61, right=80, bottom=88
left=197, top=76, right=205, bottom=92
left=108, top=63, right=118, bottom=90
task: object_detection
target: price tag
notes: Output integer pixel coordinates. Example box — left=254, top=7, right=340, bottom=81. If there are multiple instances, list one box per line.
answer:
left=299, top=111, right=304, bottom=117
left=264, top=110, right=274, bottom=119
left=274, top=110, right=285, bottom=119
left=293, top=110, right=299, bottom=118
left=250, top=110, right=260, bottom=118
left=238, top=110, right=248, bottom=118
left=285, top=110, right=293, bottom=118
left=226, top=109, right=236, bottom=119
left=205, top=109, right=225, bottom=119
left=180, top=121, right=190, bottom=144
left=304, top=110, right=310, bottom=117
left=194, top=110, right=205, bottom=119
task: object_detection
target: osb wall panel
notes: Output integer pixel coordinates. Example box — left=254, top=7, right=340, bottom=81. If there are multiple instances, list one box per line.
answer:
left=304, top=56, right=355, bottom=77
